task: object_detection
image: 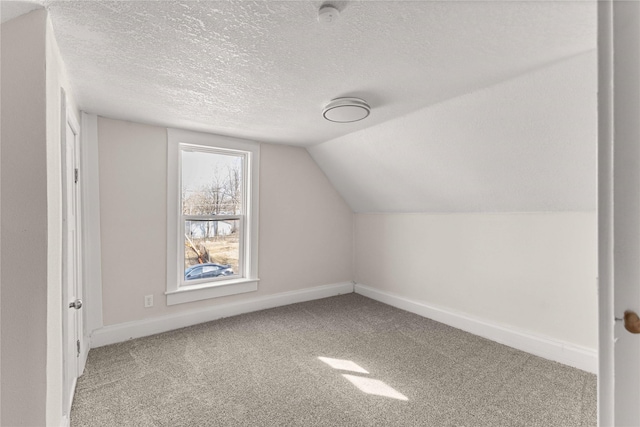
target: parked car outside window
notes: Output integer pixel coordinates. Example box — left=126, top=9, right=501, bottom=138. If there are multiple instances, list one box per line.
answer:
left=184, top=263, right=234, bottom=281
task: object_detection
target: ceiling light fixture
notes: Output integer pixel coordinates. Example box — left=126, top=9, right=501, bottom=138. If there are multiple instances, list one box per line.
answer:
left=318, top=4, right=340, bottom=23
left=323, top=98, right=371, bottom=123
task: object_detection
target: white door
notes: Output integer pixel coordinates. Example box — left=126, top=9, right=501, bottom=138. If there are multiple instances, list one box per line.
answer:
left=62, top=107, right=82, bottom=418
left=599, top=1, right=640, bottom=426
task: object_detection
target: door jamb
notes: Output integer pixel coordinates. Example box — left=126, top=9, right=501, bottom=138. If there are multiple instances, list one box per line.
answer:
left=61, top=90, right=82, bottom=421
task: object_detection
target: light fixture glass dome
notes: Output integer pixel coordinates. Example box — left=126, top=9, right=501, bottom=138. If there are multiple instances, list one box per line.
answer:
left=323, top=98, right=370, bottom=123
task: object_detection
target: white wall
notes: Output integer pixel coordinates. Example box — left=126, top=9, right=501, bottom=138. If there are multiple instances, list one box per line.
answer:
left=1, top=10, right=48, bottom=427
left=355, top=212, right=598, bottom=350
left=96, top=117, right=353, bottom=326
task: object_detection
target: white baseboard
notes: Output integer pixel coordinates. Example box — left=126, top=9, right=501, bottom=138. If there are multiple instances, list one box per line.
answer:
left=91, top=282, right=354, bottom=348
left=79, top=337, right=90, bottom=375
left=355, top=283, right=598, bottom=374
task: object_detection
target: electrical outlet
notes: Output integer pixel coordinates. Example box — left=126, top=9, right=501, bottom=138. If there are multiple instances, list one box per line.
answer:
left=144, top=295, right=153, bottom=308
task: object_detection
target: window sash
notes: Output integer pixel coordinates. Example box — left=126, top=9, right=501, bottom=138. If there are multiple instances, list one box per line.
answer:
left=182, top=214, right=241, bottom=221
left=180, top=215, right=245, bottom=287
left=180, top=145, right=246, bottom=217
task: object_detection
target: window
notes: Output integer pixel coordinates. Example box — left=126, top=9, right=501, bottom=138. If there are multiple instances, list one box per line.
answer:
left=166, top=129, right=259, bottom=305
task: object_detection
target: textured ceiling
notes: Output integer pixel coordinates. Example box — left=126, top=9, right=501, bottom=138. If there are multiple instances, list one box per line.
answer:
left=309, top=51, right=597, bottom=213
left=1, top=0, right=44, bottom=23
left=43, top=0, right=597, bottom=146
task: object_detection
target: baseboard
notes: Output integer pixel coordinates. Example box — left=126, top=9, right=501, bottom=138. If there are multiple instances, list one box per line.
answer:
left=79, top=337, right=90, bottom=375
left=355, top=283, right=598, bottom=374
left=59, top=376, right=77, bottom=427
left=91, top=281, right=355, bottom=348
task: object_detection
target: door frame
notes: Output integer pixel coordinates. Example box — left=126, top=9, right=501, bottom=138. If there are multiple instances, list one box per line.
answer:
left=597, top=2, right=614, bottom=425
left=598, top=1, right=640, bottom=425
left=61, top=90, right=83, bottom=420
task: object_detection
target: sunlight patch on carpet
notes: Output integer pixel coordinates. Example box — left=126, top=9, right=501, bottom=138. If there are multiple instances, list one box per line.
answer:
left=342, top=374, right=409, bottom=401
left=318, top=357, right=369, bottom=374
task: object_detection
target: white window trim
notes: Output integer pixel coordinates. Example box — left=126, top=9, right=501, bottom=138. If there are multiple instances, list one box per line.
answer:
left=166, top=128, right=260, bottom=305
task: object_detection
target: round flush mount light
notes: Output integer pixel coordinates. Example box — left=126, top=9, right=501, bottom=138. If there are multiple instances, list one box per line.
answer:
left=318, top=4, right=340, bottom=23
left=323, top=98, right=371, bottom=123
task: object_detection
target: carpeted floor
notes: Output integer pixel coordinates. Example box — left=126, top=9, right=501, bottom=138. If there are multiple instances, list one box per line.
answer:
left=71, top=294, right=596, bottom=426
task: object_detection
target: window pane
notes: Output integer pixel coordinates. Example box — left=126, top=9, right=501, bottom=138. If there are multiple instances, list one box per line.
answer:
left=184, top=219, right=240, bottom=282
left=181, top=150, right=243, bottom=215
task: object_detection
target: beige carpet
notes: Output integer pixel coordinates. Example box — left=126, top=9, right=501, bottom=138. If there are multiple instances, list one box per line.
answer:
left=71, top=294, right=596, bottom=426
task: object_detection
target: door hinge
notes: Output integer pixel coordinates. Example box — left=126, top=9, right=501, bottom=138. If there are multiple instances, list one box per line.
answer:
left=77, top=339, right=81, bottom=357
left=74, top=168, right=79, bottom=184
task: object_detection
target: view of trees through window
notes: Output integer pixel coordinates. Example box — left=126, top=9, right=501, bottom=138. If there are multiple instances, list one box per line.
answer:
left=181, top=149, right=243, bottom=280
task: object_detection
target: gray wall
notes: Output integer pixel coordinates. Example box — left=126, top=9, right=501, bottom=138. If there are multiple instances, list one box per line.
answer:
left=1, top=10, right=48, bottom=427
left=97, top=117, right=354, bottom=326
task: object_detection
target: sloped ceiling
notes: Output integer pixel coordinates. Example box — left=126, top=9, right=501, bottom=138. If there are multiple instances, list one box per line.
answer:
left=309, top=51, right=597, bottom=213
left=41, top=0, right=596, bottom=146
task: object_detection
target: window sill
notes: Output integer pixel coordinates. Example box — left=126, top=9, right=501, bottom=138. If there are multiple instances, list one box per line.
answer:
left=165, top=278, right=259, bottom=306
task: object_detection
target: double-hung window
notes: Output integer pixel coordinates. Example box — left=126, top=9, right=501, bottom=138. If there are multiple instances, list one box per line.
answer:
left=166, top=128, right=259, bottom=305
